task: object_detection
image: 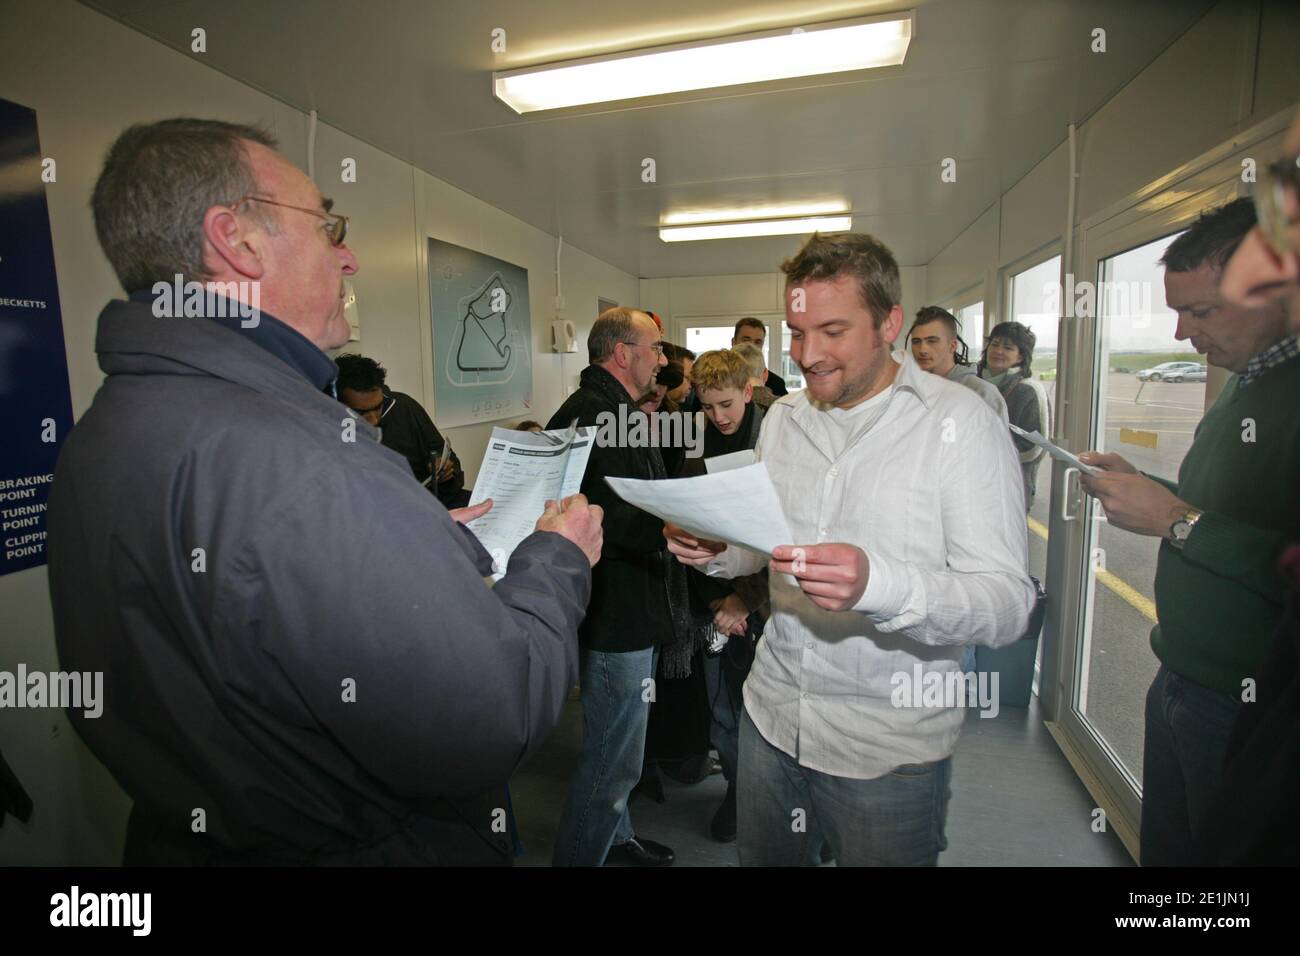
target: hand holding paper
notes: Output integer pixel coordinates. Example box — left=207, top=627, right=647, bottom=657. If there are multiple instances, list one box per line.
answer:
left=770, top=543, right=870, bottom=612
left=466, top=421, right=595, bottom=577
left=664, top=522, right=727, bottom=566
left=1009, top=423, right=1099, bottom=476
left=535, top=493, right=604, bottom=566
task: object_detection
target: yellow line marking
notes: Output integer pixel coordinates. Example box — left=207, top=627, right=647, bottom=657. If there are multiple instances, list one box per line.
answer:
left=1026, top=517, right=1159, bottom=624
left=1119, top=427, right=1158, bottom=449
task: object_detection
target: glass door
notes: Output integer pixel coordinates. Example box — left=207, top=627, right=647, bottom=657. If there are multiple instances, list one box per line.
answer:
left=1048, top=178, right=1239, bottom=855
left=1074, top=232, right=1194, bottom=786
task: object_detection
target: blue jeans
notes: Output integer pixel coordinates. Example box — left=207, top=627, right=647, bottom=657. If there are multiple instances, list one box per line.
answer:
left=552, top=646, right=657, bottom=866
left=1140, top=664, right=1241, bottom=866
left=703, top=652, right=740, bottom=784
left=737, top=707, right=952, bottom=866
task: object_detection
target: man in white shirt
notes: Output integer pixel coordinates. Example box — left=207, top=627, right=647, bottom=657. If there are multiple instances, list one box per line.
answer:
left=666, top=232, right=1035, bottom=865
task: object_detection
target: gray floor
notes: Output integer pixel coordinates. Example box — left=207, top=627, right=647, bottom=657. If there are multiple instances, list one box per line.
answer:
left=511, top=693, right=1134, bottom=867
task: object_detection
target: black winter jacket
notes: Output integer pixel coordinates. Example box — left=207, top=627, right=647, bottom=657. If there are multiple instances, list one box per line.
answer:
left=547, top=365, right=689, bottom=654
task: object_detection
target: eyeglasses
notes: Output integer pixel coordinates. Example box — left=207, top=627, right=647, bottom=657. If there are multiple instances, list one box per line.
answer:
left=344, top=393, right=389, bottom=419
left=622, top=339, right=665, bottom=355
left=1253, top=154, right=1299, bottom=255
left=230, top=195, right=350, bottom=246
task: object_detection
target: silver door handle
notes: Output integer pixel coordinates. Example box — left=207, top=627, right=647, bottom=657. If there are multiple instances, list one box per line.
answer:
left=1060, top=466, right=1083, bottom=523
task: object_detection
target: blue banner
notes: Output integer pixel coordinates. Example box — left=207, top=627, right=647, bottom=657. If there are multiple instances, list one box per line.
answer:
left=0, top=97, right=73, bottom=576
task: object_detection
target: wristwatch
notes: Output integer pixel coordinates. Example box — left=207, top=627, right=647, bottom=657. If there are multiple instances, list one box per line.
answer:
left=1168, top=508, right=1203, bottom=549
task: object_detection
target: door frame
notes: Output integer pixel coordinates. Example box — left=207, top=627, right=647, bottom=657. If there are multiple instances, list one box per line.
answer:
left=1040, top=105, right=1293, bottom=860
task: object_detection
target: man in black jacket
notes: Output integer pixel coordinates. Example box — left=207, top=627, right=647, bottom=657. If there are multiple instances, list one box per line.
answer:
left=548, top=307, right=688, bottom=866
left=335, top=353, right=469, bottom=508
left=47, top=118, right=603, bottom=865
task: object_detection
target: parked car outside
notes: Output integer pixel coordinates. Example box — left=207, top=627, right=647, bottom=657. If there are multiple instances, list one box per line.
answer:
left=1136, top=361, right=1204, bottom=382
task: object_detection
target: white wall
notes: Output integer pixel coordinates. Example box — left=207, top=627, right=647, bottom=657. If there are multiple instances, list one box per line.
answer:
left=0, top=0, right=636, bottom=864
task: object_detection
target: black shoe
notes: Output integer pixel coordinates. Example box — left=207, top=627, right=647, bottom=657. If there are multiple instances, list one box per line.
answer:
left=630, top=763, right=666, bottom=805
left=660, top=754, right=713, bottom=785
left=710, top=784, right=737, bottom=843
left=606, top=835, right=675, bottom=867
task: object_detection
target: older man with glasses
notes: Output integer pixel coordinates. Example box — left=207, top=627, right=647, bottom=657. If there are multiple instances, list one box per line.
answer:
left=47, top=118, right=604, bottom=865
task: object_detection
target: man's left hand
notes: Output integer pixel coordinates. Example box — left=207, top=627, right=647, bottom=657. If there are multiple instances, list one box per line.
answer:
left=436, top=458, right=457, bottom=482
left=1080, top=471, right=1187, bottom=537
left=770, top=543, right=869, bottom=612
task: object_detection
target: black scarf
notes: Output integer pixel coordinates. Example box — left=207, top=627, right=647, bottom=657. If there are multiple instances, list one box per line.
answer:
left=703, top=400, right=761, bottom=460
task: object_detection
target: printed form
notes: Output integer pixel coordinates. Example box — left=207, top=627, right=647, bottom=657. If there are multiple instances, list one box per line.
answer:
left=467, top=422, right=594, bottom=578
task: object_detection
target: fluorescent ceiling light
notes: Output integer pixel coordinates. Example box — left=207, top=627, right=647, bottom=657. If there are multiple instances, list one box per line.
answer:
left=659, top=215, right=853, bottom=242
left=662, top=201, right=850, bottom=226
left=494, top=13, right=913, bottom=114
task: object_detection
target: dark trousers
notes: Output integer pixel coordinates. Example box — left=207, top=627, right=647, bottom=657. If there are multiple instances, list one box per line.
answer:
left=1140, top=664, right=1241, bottom=866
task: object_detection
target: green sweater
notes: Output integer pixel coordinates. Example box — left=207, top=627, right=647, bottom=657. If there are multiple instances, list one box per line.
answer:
left=1151, top=355, right=1300, bottom=697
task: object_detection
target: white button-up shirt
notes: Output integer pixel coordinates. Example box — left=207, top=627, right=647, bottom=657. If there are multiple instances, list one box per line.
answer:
left=706, top=353, right=1034, bottom=780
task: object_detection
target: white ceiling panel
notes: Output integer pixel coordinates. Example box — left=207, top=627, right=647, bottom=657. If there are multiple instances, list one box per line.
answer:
left=80, top=0, right=1213, bottom=275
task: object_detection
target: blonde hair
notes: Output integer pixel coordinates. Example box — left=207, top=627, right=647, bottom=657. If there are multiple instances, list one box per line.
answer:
left=690, top=349, right=750, bottom=393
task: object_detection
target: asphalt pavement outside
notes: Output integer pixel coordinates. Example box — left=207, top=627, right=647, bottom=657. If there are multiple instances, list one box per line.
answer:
left=1029, top=372, right=1205, bottom=782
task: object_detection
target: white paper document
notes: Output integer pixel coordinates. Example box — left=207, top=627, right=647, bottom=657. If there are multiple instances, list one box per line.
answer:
left=605, top=461, right=793, bottom=556
left=703, top=449, right=755, bottom=474
left=1009, top=423, right=1099, bottom=475
left=467, top=422, right=595, bottom=578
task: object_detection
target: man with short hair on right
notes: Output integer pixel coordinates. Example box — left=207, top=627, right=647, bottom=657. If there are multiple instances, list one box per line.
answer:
left=1078, top=198, right=1299, bottom=866
left=733, top=317, right=788, bottom=397
left=668, top=232, right=1034, bottom=866
left=908, top=306, right=1007, bottom=422
left=1194, top=108, right=1300, bottom=866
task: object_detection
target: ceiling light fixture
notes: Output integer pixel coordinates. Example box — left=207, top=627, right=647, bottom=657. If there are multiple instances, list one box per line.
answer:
left=659, top=214, right=853, bottom=242
left=493, top=12, right=914, bottom=114
left=661, top=201, right=851, bottom=226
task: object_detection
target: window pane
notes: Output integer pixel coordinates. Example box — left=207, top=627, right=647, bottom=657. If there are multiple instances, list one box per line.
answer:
left=684, top=326, right=734, bottom=356
left=780, top=322, right=805, bottom=390
left=1009, top=255, right=1062, bottom=388
left=954, top=301, right=984, bottom=363
left=1007, top=255, right=1061, bottom=691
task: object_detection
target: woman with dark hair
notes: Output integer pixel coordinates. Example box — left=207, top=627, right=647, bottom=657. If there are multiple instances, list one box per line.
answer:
left=978, top=321, right=1049, bottom=511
